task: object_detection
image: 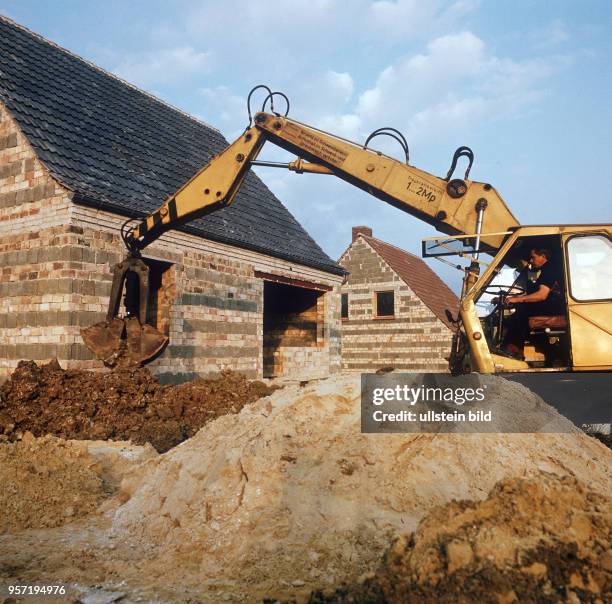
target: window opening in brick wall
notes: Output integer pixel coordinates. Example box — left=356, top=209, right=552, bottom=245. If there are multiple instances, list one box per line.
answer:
left=263, top=281, right=324, bottom=378
left=375, top=290, right=395, bottom=317
left=144, top=258, right=174, bottom=336
left=341, top=292, right=349, bottom=319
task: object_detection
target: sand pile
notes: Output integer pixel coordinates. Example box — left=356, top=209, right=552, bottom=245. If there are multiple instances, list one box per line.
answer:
left=0, top=433, right=108, bottom=532
left=0, top=359, right=276, bottom=452
left=109, top=374, right=611, bottom=600
left=312, top=473, right=611, bottom=603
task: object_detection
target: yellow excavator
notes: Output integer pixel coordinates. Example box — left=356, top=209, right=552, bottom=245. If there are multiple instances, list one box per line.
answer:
left=81, top=88, right=612, bottom=374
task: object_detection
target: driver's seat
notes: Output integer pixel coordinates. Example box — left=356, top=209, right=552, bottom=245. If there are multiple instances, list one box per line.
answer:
left=525, top=314, right=568, bottom=367
left=528, top=315, right=567, bottom=332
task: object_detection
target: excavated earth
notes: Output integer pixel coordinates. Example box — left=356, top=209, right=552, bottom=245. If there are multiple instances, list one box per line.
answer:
left=0, top=371, right=610, bottom=603
left=0, top=433, right=109, bottom=533
left=309, top=473, right=611, bottom=603
left=0, top=359, right=276, bottom=452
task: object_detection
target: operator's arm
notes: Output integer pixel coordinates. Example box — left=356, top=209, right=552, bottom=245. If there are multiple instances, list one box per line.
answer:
left=506, top=285, right=551, bottom=304
left=506, top=261, right=560, bottom=304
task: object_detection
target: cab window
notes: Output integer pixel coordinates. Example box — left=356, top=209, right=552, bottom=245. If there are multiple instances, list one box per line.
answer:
left=566, top=235, right=612, bottom=301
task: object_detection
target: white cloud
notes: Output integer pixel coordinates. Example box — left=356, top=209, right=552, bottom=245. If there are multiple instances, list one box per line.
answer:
left=356, top=32, right=485, bottom=123
left=407, top=96, right=487, bottom=141
left=182, top=0, right=472, bottom=63
left=446, top=0, right=482, bottom=17
left=113, top=46, right=212, bottom=87
left=321, top=31, right=567, bottom=148
left=326, top=71, right=354, bottom=102
left=360, top=0, right=481, bottom=40
left=286, top=70, right=356, bottom=131
left=318, top=113, right=362, bottom=140
left=370, top=1, right=441, bottom=35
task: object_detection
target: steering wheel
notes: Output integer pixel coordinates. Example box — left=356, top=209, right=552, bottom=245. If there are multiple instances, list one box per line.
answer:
left=481, top=284, right=526, bottom=296
left=480, top=284, right=527, bottom=315
left=479, top=285, right=527, bottom=346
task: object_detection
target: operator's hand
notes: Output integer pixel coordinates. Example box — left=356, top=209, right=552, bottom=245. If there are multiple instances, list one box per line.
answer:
left=505, top=296, right=522, bottom=305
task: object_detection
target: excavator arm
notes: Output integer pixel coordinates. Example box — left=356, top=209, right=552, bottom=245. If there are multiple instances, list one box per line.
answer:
left=82, top=111, right=519, bottom=366
left=127, top=112, right=518, bottom=253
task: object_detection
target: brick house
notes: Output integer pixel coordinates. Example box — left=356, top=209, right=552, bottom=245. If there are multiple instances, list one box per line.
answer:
left=0, top=17, right=345, bottom=382
left=338, top=226, right=459, bottom=372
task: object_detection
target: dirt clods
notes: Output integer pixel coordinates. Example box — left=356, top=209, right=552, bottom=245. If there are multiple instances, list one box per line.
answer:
left=0, top=371, right=610, bottom=603
left=311, top=473, right=611, bottom=603
left=0, top=359, right=277, bottom=452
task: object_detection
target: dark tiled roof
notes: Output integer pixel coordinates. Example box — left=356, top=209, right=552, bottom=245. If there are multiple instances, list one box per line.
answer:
left=362, top=235, right=459, bottom=329
left=0, top=16, right=343, bottom=275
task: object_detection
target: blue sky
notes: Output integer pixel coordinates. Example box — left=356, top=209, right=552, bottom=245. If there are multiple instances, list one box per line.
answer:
left=2, top=1, right=611, bottom=290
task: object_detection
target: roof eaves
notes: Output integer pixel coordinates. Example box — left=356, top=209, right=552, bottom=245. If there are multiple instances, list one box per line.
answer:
left=72, top=191, right=347, bottom=276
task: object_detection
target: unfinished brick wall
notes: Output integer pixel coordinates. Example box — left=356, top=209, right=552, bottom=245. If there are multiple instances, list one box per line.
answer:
left=162, top=244, right=262, bottom=381
left=339, top=236, right=453, bottom=372
left=67, top=203, right=343, bottom=382
left=0, top=102, right=96, bottom=377
left=0, top=102, right=343, bottom=382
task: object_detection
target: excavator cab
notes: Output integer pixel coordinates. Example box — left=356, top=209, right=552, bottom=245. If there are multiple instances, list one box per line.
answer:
left=474, top=233, right=569, bottom=368
left=459, top=225, right=612, bottom=373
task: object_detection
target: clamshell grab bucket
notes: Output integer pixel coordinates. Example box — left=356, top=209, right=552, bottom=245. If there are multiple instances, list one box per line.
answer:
left=80, top=257, right=168, bottom=367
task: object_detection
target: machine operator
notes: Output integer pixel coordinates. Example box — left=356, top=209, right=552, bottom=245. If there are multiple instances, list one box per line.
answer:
left=501, top=248, right=564, bottom=359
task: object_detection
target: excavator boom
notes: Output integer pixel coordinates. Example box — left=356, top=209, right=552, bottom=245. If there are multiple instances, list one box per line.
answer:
left=252, top=114, right=518, bottom=250
left=128, top=112, right=518, bottom=253
left=129, top=126, right=267, bottom=250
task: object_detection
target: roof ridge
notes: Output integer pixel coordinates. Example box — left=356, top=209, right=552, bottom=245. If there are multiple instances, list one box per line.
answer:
left=362, top=234, right=422, bottom=260
left=0, top=14, right=222, bottom=135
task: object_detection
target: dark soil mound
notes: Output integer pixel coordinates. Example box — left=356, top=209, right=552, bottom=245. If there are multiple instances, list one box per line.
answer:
left=0, top=360, right=277, bottom=452
left=308, top=474, right=612, bottom=603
